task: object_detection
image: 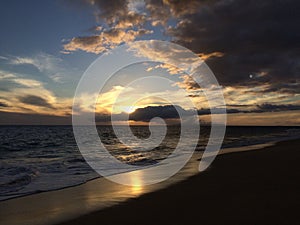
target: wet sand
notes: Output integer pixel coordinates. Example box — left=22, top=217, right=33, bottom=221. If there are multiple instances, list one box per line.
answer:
left=58, top=139, right=300, bottom=225
left=1, top=139, right=299, bottom=225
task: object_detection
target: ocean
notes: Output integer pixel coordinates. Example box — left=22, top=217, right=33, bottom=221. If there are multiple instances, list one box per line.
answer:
left=1, top=125, right=300, bottom=201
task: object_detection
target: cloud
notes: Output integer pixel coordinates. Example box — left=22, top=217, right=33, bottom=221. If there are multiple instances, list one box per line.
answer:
left=18, top=95, right=54, bottom=109
left=63, top=35, right=106, bottom=54
left=0, top=102, right=8, bottom=107
left=146, top=63, right=186, bottom=75
left=9, top=57, right=36, bottom=66
left=9, top=53, right=61, bottom=73
left=86, top=0, right=146, bottom=28
left=86, top=0, right=131, bottom=25
left=259, top=82, right=300, bottom=94
left=0, top=56, right=9, bottom=60
left=64, top=0, right=214, bottom=54
left=0, top=70, right=43, bottom=89
left=198, top=104, right=300, bottom=115
left=167, top=0, right=300, bottom=94
left=162, top=0, right=203, bottom=17
left=8, top=53, right=74, bottom=83
left=175, top=74, right=200, bottom=90
left=112, top=102, right=300, bottom=123
left=224, top=110, right=300, bottom=126
left=64, top=0, right=299, bottom=97
left=198, top=52, right=224, bottom=61
left=256, top=103, right=300, bottom=112
left=0, top=111, right=71, bottom=125
left=13, top=78, right=43, bottom=87
left=63, top=0, right=153, bottom=54
left=145, top=0, right=206, bottom=26
left=129, top=105, right=189, bottom=122
left=64, top=0, right=299, bottom=96
left=145, top=0, right=171, bottom=26
left=78, top=103, right=300, bottom=126
left=222, top=84, right=300, bottom=108
left=114, top=11, right=146, bottom=29
left=59, top=0, right=299, bottom=126
left=0, top=70, right=72, bottom=116
left=64, top=28, right=152, bottom=54
left=128, top=40, right=202, bottom=71
left=0, top=72, right=16, bottom=80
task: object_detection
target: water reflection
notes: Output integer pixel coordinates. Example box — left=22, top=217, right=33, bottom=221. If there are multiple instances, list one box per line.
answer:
left=128, top=170, right=144, bottom=194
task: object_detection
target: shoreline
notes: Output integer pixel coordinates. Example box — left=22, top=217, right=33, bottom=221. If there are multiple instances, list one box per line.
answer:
left=0, top=138, right=299, bottom=225
left=58, top=138, right=300, bottom=225
left=0, top=139, right=283, bottom=203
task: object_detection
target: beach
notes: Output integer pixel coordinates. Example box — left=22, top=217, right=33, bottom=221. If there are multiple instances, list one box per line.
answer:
left=58, top=138, right=300, bottom=225
left=1, top=1, right=299, bottom=224
left=1, top=138, right=299, bottom=225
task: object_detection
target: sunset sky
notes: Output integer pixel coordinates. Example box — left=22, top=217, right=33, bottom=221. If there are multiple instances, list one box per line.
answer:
left=0, top=0, right=299, bottom=125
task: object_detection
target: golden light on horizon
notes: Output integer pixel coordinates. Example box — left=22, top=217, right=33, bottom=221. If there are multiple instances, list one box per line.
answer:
left=119, top=105, right=137, bottom=114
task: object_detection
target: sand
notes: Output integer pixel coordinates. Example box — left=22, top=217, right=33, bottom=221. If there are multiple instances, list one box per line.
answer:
left=1, top=139, right=299, bottom=225
left=57, top=139, right=300, bottom=225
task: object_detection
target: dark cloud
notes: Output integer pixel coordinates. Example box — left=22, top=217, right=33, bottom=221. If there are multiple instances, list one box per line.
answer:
left=94, top=103, right=300, bottom=123
left=66, top=0, right=299, bottom=95
left=0, top=111, right=71, bottom=125
left=67, top=35, right=99, bottom=47
left=107, top=103, right=300, bottom=123
left=0, top=102, right=8, bottom=107
left=226, top=104, right=251, bottom=108
left=256, top=103, right=300, bottom=112
left=145, top=0, right=211, bottom=25
left=129, top=105, right=189, bottom=122
left=198, top=108, right=239, bottom=115
left=168, top=0, right=300, bottom=93
left=162, top=0, right=204, bottom=17
left=260, top=82, right=300, bottom=94
left=187, top=94, right=200, bottom=98
left=177, top=74, right=201, bottom=90
left=18, top=95, right=54, bottom=109
left=199, top=104, right=300, bottom=115
left=86, top=0, right=129, bottom=25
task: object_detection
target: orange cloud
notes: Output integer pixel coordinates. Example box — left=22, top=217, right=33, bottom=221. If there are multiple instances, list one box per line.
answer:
left=198, top=52, right=225, bottom=61
left=63, top=28, right=152, bottom=54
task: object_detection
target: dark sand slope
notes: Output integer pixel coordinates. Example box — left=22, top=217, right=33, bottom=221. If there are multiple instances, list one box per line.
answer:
left=58, top=139, right=300, bottom=225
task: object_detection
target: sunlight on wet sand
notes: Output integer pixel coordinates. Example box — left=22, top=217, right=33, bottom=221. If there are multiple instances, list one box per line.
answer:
left=0, top=142, right=279, bottom=225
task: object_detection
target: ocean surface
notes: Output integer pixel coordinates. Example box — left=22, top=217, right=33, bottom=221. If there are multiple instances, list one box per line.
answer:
left=1, top=125, right=300, bottom=201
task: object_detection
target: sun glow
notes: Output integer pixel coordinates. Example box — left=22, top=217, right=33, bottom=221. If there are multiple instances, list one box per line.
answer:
left=121, top=105, right=137, bottom=114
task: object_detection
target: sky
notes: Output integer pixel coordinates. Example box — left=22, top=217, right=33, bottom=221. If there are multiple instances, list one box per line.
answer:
left=0, top=0, right=299, bottom=125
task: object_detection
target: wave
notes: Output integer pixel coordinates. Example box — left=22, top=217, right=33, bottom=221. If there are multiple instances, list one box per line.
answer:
left=1, top=125, right=300, bottom=201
